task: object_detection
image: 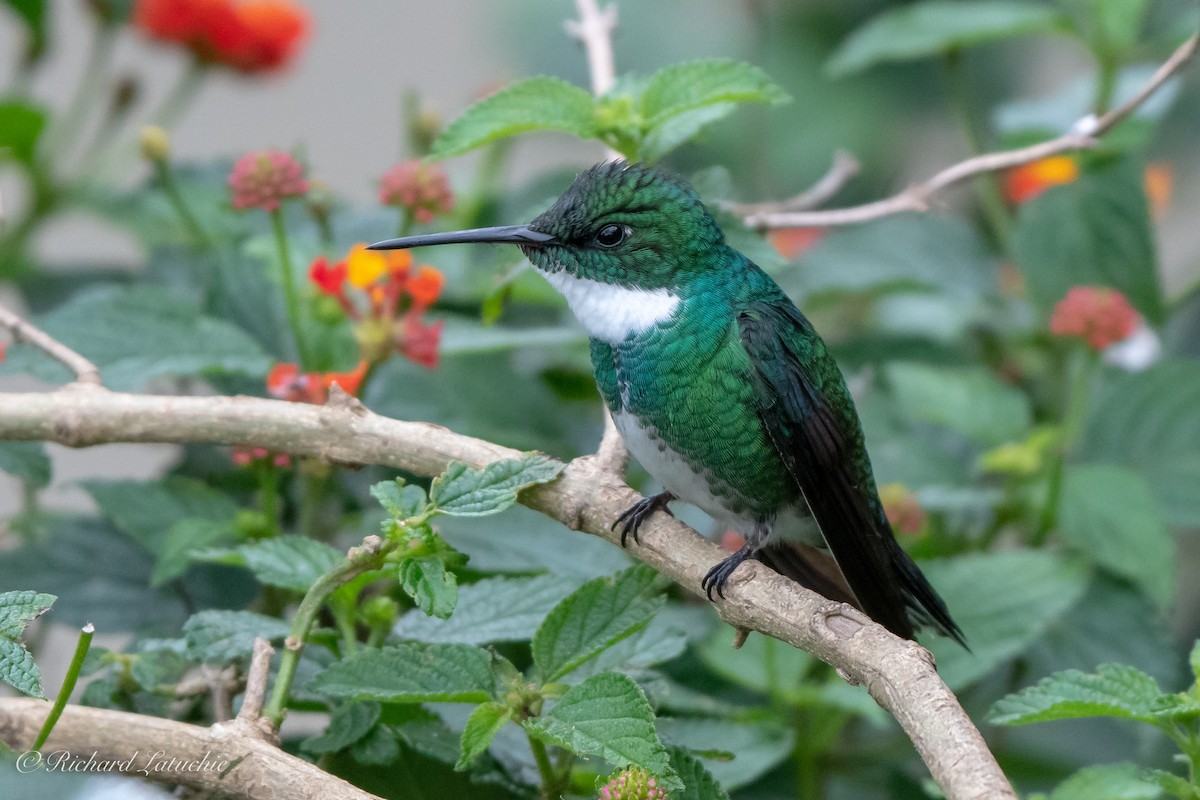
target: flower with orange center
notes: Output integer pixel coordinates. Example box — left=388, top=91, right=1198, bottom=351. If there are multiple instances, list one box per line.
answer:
left=1050, top=286, right=1139, bottom=351
left=880, top=483, right=926, bottom=536
left=1003, top=156, right=1079, bottom=204
left=133, top=0, right=309, bottom=74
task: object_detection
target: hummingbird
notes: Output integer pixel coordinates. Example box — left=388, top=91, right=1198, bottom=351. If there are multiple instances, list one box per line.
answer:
left=369, top=161, right=965, bottom=646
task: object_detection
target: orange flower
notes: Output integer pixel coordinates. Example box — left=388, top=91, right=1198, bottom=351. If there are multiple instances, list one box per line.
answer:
left=1003, top=156, right=1079, bottom=204
left=407, top=266, right=444, bottom=307
left=267, top=361, right=368, bottom=404
left=1050, top=286, right=1139, bottom=351
left=1144, top=162, right=1173, bottom=218
left=133, top=0, right=309, bottom=74
left=768, top=227, right=825, bottom=260
left=320, top=360, right=369, bottom=396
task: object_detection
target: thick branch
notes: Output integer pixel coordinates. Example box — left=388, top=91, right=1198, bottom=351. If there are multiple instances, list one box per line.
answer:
left=744, top=32, right=1198, bottom=229
left=0, top=698, right=383, bottom=800
left=0, top=388, right=1013, bottom=800
left=0, top=304, right=102, bottom=385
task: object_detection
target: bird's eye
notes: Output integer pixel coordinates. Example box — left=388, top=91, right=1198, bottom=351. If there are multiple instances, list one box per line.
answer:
left=594, top=224, right=630, bottom=249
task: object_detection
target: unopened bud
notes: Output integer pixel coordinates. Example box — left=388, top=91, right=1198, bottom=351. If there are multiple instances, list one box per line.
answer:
left=111, top=74, right=139, bottom=115
left=139, top=125, right=170, bottom=164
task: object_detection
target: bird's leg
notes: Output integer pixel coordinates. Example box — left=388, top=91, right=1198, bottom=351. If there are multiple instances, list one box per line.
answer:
left=611, top=491, right=676, bottom=547
left=702, top=521, right=769, bottom=600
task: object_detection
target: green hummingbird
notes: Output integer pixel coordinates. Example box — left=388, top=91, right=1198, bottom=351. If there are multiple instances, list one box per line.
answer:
left=370, top=161, right=965, bottom=646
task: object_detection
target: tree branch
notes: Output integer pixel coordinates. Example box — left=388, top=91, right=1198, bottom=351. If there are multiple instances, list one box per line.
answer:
left=721, top=150, right=860, bottom=216
left=742, top=31, right=1199, bottom=229
left=0, top=698, right=385, bottom=800
left=0, top=303, right=102, bottom=385
left=0, top=387, right=1014, bottom=800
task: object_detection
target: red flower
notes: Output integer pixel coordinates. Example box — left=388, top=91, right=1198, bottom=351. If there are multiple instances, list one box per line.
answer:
left=1003, top=156, right=1079, bottom=204
left=1050, top=286, right=1139, bottom=351
left=232, top=446, right=291, bottom=467
left=229, top=150, right=307, bottom=211
left=399, top=316, right=443, bottom=369
left=406, top=265, right=444, bottom=307
left=134, top=0, right=309, bottom=74
left=267, top=360, right=369, bottom=404
left=309, top=255, right=346, bottom=295
left=378, top=160, right=454, bottom=223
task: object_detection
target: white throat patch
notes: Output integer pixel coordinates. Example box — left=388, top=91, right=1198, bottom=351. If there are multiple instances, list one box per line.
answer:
left=543, top=269, right=680, bottom=344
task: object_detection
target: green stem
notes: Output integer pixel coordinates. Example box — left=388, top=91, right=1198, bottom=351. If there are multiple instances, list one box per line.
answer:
left=270, top=208, right=314, bottom=368
left=262, top=539, right=396, bottom=725
left=156, top=161, right=214, bottom=249
left=42, top=24, right=117, bottom=163
left=332, top=603, right=359, bottom=655
left=32, top=624, right=94, bottom=750
left=944, top=50, right=1011, bottom=248
left=152, top=60, right=207, bottom=128
left=1036, top=350, right=1098, bottom=542
left=527, top=734, right=561, bottom=799
left=1094, top=56, right=1119, bottom=115
left=298, top=471, right=327, bottom=541
left=259, top=460, right=281, bottom=538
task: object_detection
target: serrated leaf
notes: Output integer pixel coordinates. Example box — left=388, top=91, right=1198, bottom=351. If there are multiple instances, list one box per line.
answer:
left=1079, top=361, right=1200, bottom=527
left=923, top=550, right=1091, bottom=689
left=350, top=724, right=401, bottom=765
left=313, top=643, right=496, bottom=703
left=430, top=454, right=563, bottom=517
left=639, top=59, right=789, bottom=129
left=0, top=100, right=47, bottom=165
left=0, top=590, right=55, bottom=639
left=394, top=573, right=577, bottom=645
left=183, top=610, right=290, bottom=664
left=988, top=663, right=1172, bottom=726
left=0, top=637, right=44, bottom=698
left=84, top=476, right=239, bottom=554
left=0, top=442, right=51, bottom=489
left=431, top=77, right=598, bottom=159
left=1140, top=768, right=1194, bottom=800
left=151, top=518, right=237, bottom=586
left=302, top=701, right=382, bottom=754
left=668, top=745, right=731, bottom=800
left=641, top=103, right=736, bottom=163
left=828, top=0, right=1067, bottom=76
left=456, top=701, right=512, bottom=770
left=209, top=536, right=343, bottom=592
left=1013, top=156, right=1163, bottom=323
left=533, top=565, right=664, bottom=683
left=1047, top=763, right=1164, bottom=800
left=524, top=672, right=678, bottom=791
left=887, top=362, right=1032, bottom=446
left=0, top=285, right=271, bottom=390
left=370, top=479, right=427, bottom=520
left=129, top=648, right=186, bottom=692
left=399, top=557, right=459, bottom=619
left=1059, top=464, right=1174, bottom=608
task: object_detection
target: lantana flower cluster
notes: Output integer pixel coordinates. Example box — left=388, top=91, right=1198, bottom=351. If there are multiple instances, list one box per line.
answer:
left=1049, top=286, right=1139, bottom=351
left=310, top=245, right=445, bottom=368
left=134, top=0, right=309, bottom=73
left=229, top=150, right=308, bottom=211
left=379, top=160, right=455, bottom=224
left=597, top=767, right=666, bottom=800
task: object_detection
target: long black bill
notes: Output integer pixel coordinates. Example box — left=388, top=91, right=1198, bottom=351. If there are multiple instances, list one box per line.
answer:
left=367, top=225, right=556, bottom=251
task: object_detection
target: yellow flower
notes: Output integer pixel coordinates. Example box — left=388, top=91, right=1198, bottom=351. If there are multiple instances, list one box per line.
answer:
left=345, top=243, right=388, bottom=289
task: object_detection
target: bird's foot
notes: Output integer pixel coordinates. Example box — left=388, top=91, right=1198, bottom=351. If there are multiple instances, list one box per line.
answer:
left=611, top=491, right=676, bottom=547
left=702, top=543, right=754, bottom=601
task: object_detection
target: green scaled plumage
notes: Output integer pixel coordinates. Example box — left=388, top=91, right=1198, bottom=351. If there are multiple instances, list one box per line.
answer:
left=368, top=161, right=966, bottom=647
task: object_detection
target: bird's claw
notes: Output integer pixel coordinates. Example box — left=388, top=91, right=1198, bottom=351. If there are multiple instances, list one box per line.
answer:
left=611, top=491, right=675, bottom=548
left=702, top=546, right=752, bottom=601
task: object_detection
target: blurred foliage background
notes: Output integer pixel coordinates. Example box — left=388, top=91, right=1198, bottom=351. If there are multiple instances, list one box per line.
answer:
left=2, top=1, right=1200, bottom=799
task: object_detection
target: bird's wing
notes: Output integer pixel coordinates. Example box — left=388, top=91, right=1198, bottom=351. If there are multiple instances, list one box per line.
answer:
left=737, top=298, right=925, bottom=641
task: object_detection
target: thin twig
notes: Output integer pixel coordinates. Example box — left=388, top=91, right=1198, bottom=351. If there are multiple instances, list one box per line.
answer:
left=0, top=303, right=102, bottom=385
left=743, top=32, right=1199, bottom=229
left=0, top=387, right=1013, bottom=800
left=721, top=150, right=860, bottom=216
left=239, top=638, right=274, bottom=725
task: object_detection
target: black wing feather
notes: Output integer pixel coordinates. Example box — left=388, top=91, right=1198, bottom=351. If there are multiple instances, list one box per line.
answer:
left=738, top=301, right=965, bottom=646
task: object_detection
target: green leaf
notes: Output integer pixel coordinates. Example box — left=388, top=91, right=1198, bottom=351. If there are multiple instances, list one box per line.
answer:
left=456, top=701, right=513, bottom=770
left=887, top=362, right=1032, bottom=446
left=1012, top=156, right=1163, bottom=323
left=532, top=565, right=664, bottom=683
left=399, top=557, right=459, bottom=619
left=1061, top=0, right=1149, bottom=61
left=151, top=518, right=237, bottom=586
left=988, top=663, right=1174, bottom=726
left=302, top=701, right=382, bottom=755
left=313, top=643, right=496, bottom=703
left=129, top=647, right=186, bottom=692
left=394, top=573, right=577, bottom=645
left=86, top=476, right=239, bottom=554
left=667, top=746, right=731, bottom=800
left=0, top=442, right=51, bottom=488
left=1059, top=464, right=1174, bottom=608
left=1191, top=641, right=1200, bottom=683
left=370, top=479, right=427, bottom=520
left=430, top=454, right=563, bottom=517
left=204, top=536, right=343, bottom=592
left=1, top=286, right=271, bottom=390
left=0, top=590, right=55, bottom=639
left=0, top=100, right=46, bottom=165
left=1047, top=763, right=1164, bottom=800
left=641, top=104, right=737, bottom=163
left=183, top=610, right=290, bottom=664
left=350, top=725, right=401, bottom=765
left=923, top=550, right=1091, bottom=689
left=431, top=77, right=598, bottom=159
left=828, top=0, right=1067, bottom=76
left=1140, top=768, right=1194, bottom=800
left=524, top=672, right=678, bottom=791
left=656, top=718, right=794, bottom=792
left=1079, top=361, right=1200, bottom=527
left=639, top=59, right=789, bottom=129
left=0, top=637, right=44, bottom=698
